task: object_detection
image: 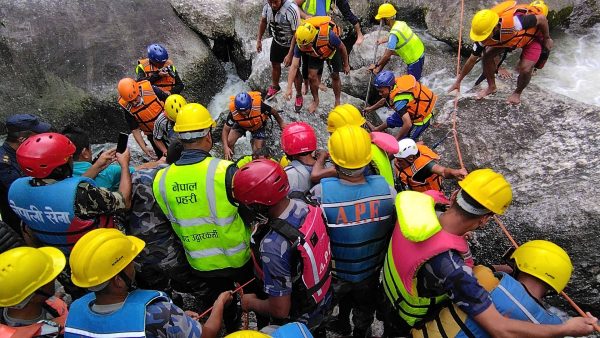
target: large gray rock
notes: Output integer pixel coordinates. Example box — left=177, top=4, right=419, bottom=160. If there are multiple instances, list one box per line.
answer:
left=571, top=0, right=600, bottom=30
left=0, top=0, right=225, bottom=143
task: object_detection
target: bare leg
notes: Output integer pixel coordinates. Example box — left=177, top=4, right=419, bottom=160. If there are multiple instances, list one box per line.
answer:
left=251, top=138, right=265, bottom=154
left=294, top=71, right=303, bottom=96
left=308, top=68, right=320, bottom=113
left=331, top=71, right=341, bottom=106
left=477, top=47, right=504, bottom=99
left=507, top=58, right=536, bottom=105
left=227, top=129, right=243, bottom=150
left=271, top=62, right=281, bottom=88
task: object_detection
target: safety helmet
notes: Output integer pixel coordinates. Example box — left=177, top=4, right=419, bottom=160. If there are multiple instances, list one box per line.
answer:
left=233, top=159, right=290, bottom=206
left=173, top=103, right=216, bottom=133
left=296, top=23, right=319, bottom=46
left=117, top=78, right=139, bottom=102
left=17, top=133, right=76, bottom=178
left=164, top=94, right=187, bottom=122
left=375, top=3, right=397, bottom=20
left=328, top=125, right=372, bottom=169
left=511, top=240, right=572, bottom=293
left=394, top=138, right=418, bottom=158
left=147, top=43, right=169, bottom=64
left=279, top=155, right=290, bottom=167
left=327, top=104, right=366, bottom=133
left=0, top=247, right=65, bottom=307
left=530, top=0, right=549, bottom=16
left=470, top=9, right=500, bottom=42
left=281, top=122, right=317, bottom=156
left=374, top=70, right=396, bottom=89
left=458, top=168, right=512, bottom=215
left=69, top=228, right=144, bottom=288
left=234, top=92, right=253, bottom=111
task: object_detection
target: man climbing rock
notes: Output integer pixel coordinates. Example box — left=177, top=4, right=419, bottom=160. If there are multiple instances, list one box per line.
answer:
left=136, top=43, right=184, bottom=95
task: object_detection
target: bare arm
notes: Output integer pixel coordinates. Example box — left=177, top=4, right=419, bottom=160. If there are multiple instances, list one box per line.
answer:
left=373, top=49, right=395, bottom=73
left=131, top=129, right=152, bottom=158
left=285, top=57, right=301, bottom=99
left=82, top=148, right=117, bottom=179
left=242, top=294, right=292, bottom=319
left=154, top=139, right=167, bottom=156
left=395, top=113, right=412, bottom=140
left=115, top=149, right=132, bottom=209
left=271, top=108, right=286, bottom=130
left=295, top=0, right=310, bottom=19
left=365, top=97, right=386, bottom=113
left=310, top=151, right=338, bottom=183
left=431, top=163, right=468, bottom=180
left=448, top=54, right=480, bottom=92
left=535, top=15, right=553, bottom=50
left=257, top=17, right=267, bottom=53
left=222, top=124, right=233, bottom=161
left=202, top=292, right=233, bottom=338
left=337, top=42, right=350, bottom=74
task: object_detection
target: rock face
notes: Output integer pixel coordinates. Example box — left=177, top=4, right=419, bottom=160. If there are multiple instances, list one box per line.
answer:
left=571, top=0, right=600, bottom=30
left=0, top=0, right=225, bottom=143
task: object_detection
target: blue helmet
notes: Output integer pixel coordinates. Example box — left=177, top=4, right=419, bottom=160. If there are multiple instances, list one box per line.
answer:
left=374, top=70, right=396, bottom=88
left=147, top=44, right=168, bottom=64
left=234, top=92, right=252, bottom=111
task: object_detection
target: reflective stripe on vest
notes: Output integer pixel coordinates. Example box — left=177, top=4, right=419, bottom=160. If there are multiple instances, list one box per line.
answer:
left=302, top=0, right=332, bottom=15
left=136, top=58, right=176, bottom=92
left=390, top=21, right=425, bottom=65
left=321, top=175, right=395, bottom=282
left=388, top=76, right=437, bottom=125
left=65, top=290, right=168, bottom=338
left=398, top=144, right=443, bottom=192
left=370, top=144, right=395, bottom=187
left=153, top=158, right=250, bottom=271
left=118, top=80, right=164, bottom=134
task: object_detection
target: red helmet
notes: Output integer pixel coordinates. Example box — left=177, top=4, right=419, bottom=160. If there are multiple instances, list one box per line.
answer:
left=233, top=159, right=289, bottom=206
left=281, top=122, right=317, bottom=156
left=16, top=133, right=76, bottom=178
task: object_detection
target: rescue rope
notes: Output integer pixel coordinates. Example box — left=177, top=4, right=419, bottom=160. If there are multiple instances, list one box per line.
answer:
left=449, top=0, right=598, bottom=330
left=364, top=19, right=384, bottom=108
left=198, top=277, right=256, bottom=318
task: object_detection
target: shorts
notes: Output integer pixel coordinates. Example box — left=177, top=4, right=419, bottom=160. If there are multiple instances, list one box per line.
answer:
left=270, top=41, right=290, bottom=64
left=521, top=39, right=542, bottom=62
left=302, top=54, right=323, bottom=79
left=407, top=55, right=425, bottom=81
left=303, top=52, right=343, bottom=73
left=233, top=124, right=267, bottom=140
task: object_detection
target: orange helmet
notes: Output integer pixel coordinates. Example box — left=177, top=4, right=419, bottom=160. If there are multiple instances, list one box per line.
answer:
left=117, top=78, right=139, bottom=102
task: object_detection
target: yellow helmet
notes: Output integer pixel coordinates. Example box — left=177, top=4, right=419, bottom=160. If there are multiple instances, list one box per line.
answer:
left=296, top=23, right=319, bottom=46
left=173, top=103, right=216, bottom=133
left=327, top=104, right=366, bottom=133
left=470, top=9, right=500, bottom=42
left=458, top=168, right=512, bottom=215
left=0, top=247, right=65, bottom=307
left=511, top=240, right=572, bottom=293
left=279, top=155, right=290, bottom=167
left=224, top=331, right=270, bottom=338
left=69, top=228, right=145, bottom=288
left=375, top=3, right=397, bottom=20
left=164, top=94, right=187, bottom=122
left=530, top=0, right=549, bottom=16
left=328, top=125, right=372, bottom=169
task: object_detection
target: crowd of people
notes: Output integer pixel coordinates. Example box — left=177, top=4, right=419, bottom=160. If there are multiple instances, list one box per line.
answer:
left=1, top=0, right=598, bottom=337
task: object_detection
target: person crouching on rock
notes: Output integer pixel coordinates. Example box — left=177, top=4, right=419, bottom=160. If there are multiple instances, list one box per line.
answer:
left=222, top=92, right=286, bottom=161
left=284, top=16, right=350, bottom=114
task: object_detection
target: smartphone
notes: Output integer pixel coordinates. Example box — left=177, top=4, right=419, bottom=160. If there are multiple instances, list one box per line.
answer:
left=116, top=132, right=129, bottom=154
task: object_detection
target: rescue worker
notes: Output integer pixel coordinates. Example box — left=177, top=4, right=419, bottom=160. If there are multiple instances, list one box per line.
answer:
left=257, top=0, right=303, bottom=111
left=412, top=240, right=579, bottom=337
left=234, top=159, right=333, bottom=333
left=470, top=1, right=553, bottom=104
left=65, top=228, right=232, bottom=338
left=152, top=103, right=254, bottom=333
left=369, top=3, right=426, bottom=80
left=0, top=220, right=24, bottom=254
left=284, top=17, right=350, bottom=114
left=0, top=114, right=51, bottom=235
left=310, top=125, right=396, bottom=337
left=8, top=132, right=131, bottom=299
left=365, top=71, right=437, bottom=141
left=153, top=94, right=187, bottom=156
left=136, top=43, right=184, bottom=95
left=0, top=246, right=68, bottom=337
left=380, top=171, right=598, bottom=337
left=117, top=77, right=168, bottom=159
left=222, top=92, right=286, bottom=161
left=280, top=122, right=319, bottom=196
left=393, top=138, right=467, bottom=194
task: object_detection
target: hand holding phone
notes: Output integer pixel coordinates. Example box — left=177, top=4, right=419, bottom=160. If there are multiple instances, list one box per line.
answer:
left=116, top=132, right=129, bottom=154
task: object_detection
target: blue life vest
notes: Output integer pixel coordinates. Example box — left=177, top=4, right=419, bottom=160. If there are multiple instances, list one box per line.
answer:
left=321, top=175, right=395, bottom=282
left=272, top=322, right=314, bottom=338
left=64, top=289, right=169, bottom=338
left=8, top=176, right=112, bottom=254
left=459, top=273, right=563, bottom=338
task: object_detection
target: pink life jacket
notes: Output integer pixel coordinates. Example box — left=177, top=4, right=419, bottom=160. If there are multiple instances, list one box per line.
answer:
left=390, top=224, right=474, bottom=295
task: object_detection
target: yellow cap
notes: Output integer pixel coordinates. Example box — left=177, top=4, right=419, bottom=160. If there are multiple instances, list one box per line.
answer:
left=69, top=228, right=145, bottom=288
left=0, top=247, right=65, bottom=307
left=327, top=104, right=366, bottom=133
left=375, top=3, right=397, bottom=20
left=174, top=103, right=216, bottom=133
left=530, top=0, right=549, bottom=16
left=296, top=23, right=319, bottom=46
left=328, top=125, right=372, bottom=169
left=164, top=94, right=187, bottom=122
left=470, top=9, right=500, bottom=42
left=458, top=168, right=512, bottom=215
left=511, top=240, right=572, bottom=293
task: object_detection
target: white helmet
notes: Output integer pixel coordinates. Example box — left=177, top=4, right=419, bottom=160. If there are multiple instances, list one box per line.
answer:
left=394, top=139, right=418, bottom=158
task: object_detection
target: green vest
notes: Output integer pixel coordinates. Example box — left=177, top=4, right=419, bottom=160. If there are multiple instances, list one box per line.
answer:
left=389, top=21, right=425, bottom=65
left=153, top=157, right=250, bottom=271
left=370, top=144, right=394, bottom=187
left=302, top=0, right=332, bottom=15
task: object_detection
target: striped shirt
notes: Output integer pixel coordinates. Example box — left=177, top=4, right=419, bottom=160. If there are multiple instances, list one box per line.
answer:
left=262, top=0, right=301, bottom=47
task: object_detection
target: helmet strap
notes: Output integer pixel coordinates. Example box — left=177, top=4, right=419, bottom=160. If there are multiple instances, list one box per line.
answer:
left=118, top=271, right=137, bottom=293
left=456, top=190, right=490, bottom=216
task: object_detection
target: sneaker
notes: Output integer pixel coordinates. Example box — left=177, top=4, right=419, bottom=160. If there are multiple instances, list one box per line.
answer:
left=265, top=85, right=280, bottom=100
left=295, top=95, right=303, bottom=113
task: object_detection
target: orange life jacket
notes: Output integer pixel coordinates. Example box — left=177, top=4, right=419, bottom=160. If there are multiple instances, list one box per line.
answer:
left=0, top=297, right=68, bottom=338
left=137, top=58, right=176, bottom=93
left=396, top=144, right=442, bottom=192
left=118, top=80, right=164, bottom=134
left=228, top=92, right=268, bottom=132
left=298, top=16, right=341, bottom=59
left=388, top=75, right=437, bottom=124
left=487, top=3, right=543, bottom=48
